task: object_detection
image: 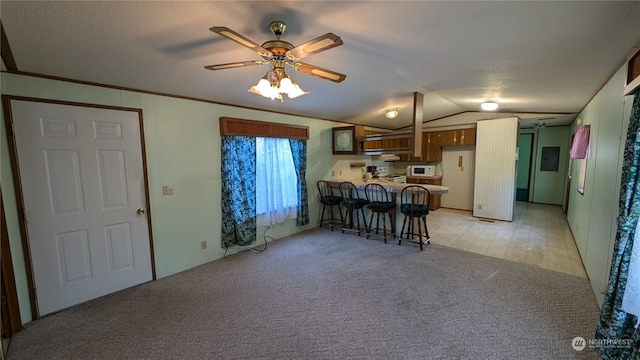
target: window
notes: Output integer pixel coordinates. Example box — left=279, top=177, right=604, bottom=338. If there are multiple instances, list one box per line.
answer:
left=255, top=137, right=298, bottom=227
left=577, top=157, right=588, bottom=195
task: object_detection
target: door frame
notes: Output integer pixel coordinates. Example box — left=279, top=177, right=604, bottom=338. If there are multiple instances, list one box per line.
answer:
left=1, top=187, right=22, bottom=339
left=2, top=95, right=156, bottom=320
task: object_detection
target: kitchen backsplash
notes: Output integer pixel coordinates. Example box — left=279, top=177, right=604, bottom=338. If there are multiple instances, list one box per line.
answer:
left=331, top=154, right=443, bottom=179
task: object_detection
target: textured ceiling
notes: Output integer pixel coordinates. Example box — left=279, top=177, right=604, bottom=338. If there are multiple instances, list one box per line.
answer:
left=2, top=1, right=639, bottom=129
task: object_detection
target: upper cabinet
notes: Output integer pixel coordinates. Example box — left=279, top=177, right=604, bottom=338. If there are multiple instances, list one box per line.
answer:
left=457, top=128, right=476, bottom=145
left=438, top=128, right=476, bottom=146
left=423, top=132, right=442, bottom=162
left=332, top=126, right=475, bottom=158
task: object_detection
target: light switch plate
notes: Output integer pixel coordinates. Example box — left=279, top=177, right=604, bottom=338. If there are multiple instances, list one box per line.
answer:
left=162, top=185, right=174, bottom=196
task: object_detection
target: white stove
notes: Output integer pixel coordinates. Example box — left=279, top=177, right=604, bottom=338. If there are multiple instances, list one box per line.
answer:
left=373, top=166, right=406, bottom=183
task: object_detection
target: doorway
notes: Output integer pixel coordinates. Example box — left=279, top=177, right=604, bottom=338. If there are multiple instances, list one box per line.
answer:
left=516, top=134, right=534, bottom=201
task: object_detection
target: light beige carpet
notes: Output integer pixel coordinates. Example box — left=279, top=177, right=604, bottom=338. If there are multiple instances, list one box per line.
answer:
left=8, top=228, right=600, bottom=359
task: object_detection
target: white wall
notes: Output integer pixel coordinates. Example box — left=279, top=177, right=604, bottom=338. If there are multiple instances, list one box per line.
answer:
left=473, top=117, right=519, bottom=221
left=531, top=126, right=570, bottom=205
left=0, top=73, right=342, bottom=323
left=566, top=65, right=631, bottom=306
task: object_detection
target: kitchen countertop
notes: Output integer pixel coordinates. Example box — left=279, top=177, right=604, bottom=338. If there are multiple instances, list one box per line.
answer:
left=326, top=179, right=449, bottom=194
left=406, top=175, right=443, bottom=180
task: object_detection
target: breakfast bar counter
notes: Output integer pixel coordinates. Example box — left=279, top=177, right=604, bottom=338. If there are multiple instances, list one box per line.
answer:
left=325, top=179, right=449, bottom=195
left=323, top=179, right=448, bottom=246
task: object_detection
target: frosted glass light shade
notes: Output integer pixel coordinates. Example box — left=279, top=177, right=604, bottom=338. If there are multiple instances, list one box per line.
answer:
left=248, top=71, right=308, bottom=100
left=287, top=83, right=309, bottom=98
left=279, top=77, right=294, bottom=94
left=481, top=101, right=499, bottom=111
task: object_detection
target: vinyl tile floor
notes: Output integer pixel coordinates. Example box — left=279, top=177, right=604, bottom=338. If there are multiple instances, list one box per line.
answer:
left=426, top=201, right=588, bottom=278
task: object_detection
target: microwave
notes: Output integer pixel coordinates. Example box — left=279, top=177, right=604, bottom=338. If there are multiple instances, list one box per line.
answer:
left=407, top=165, right=436, bottom=177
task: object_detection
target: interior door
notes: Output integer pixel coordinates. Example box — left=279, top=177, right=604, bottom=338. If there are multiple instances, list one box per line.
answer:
left=10, top=99, right=153, bottom=316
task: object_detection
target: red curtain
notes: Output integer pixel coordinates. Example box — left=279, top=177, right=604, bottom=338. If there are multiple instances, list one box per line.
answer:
left=570, top=125, right=591, bottom=159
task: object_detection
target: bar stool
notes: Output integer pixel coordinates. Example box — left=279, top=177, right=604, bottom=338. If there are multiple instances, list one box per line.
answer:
left=398, top=185, right=431, bottom=251
left=338, top=181, right=369, bottom=236
left=364, top=183, right=396, bottom=243
left=316, top=180, right=344, bottom=231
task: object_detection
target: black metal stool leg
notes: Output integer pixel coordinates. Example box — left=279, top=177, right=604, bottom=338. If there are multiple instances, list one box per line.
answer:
left=399, top=215, right=408, bottom=246
left=381, top=211, right=387, bottom=243
left=417, top=216, right=424, bottom=251
left=367, top=210, right=375, bottom=239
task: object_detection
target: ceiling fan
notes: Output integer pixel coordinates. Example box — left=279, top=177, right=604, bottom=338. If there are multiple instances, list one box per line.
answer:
left=204, top=21, right=346, bottom=101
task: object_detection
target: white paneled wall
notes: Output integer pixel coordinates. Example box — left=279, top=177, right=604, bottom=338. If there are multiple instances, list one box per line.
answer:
left=473, top=117, right=519, bottom=221
left=441, top=145, right=475, bottom=210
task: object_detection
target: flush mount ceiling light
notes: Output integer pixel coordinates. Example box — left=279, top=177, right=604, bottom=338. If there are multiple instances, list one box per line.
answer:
left=385, top=108, right=399, bottom=119
left=481, top=101, right=499, bottom=111
left=248, top=62, right=308, bottom=102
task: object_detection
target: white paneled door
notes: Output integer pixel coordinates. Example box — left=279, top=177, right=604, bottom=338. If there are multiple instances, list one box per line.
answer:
left=10, top=100, right=153, bottom=316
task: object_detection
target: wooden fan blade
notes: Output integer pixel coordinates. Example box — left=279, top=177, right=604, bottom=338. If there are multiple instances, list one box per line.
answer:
left=292, top=62, right=346, bottom=83
left=210, top=26, right=272, bottom=59
left=204, top=60, right=265, bottom=71
left=286, top=33, right=343, bottom=61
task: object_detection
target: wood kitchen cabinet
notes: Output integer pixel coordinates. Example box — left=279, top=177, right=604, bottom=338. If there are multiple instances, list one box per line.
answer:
left=398, top=137, right=417, bottom=162
left=397, top=138, right=408, bottom=161
left=406, top=177, right=442, bottom=210
left=423, top=132, right=442, bottom=162
left=366, top=128, right=474, bottom=161
left=358, top=129, right=413, bottom=155
left=438, top=130, right=455, bottom=146
left=436, top=128, right=476, bottom=146
left=457, top=128, right=476, bottom=145
left=399, top=132, right=441, bottom=162
left=363, top=130, right=377, bottom=150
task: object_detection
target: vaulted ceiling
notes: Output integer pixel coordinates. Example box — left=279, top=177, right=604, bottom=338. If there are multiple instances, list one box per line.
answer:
left=2, top=1, right=639, bottom=129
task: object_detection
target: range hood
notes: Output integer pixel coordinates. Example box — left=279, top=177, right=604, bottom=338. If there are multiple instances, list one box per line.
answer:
left=379, top=154, right=400, bottom=162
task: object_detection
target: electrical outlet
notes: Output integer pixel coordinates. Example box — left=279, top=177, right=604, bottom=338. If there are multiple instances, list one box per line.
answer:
left=478, top=204, right=482, bottom=210
left=332, top=170, right=335, bottom=177
left=162, top=185, right=174, bottom=196
left=201, top=240, right=207, bottom=250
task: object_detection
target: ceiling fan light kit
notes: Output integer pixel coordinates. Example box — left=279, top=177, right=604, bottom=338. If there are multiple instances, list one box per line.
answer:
left=248, top=62, right=309, bottom=102
left=205, top=20, right=345, bottom=102
left=481, top=101, right=499, bottom=111
left=385, top=108, right=399, bottom=119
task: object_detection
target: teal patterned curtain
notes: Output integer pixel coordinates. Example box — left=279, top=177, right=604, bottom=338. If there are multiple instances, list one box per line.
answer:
left=220, top=136, right=257, bottom=248
left=595, top=89, right=640, bottom=359
left=289, top=138, right=309, bottom=226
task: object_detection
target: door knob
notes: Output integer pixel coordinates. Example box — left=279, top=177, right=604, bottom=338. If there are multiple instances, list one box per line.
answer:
left=137, top=208, right=146, bottom=215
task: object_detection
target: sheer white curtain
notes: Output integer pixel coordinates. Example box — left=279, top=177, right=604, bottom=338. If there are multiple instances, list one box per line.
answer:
left=255, top=137, right=298, bottom=227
